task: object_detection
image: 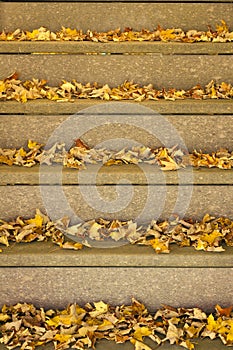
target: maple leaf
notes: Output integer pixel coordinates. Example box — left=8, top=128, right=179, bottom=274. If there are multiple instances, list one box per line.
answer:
left=133, top=326, right=152, bottom=341
left=27, top=213, right=43, bottom=227
left=215, top=305, right=233, bottom=317
left=131, top=339, right=152, bottom=350
left=89, top=301, right=108, bottom=317
left=54, top=334, right=73, bottom=342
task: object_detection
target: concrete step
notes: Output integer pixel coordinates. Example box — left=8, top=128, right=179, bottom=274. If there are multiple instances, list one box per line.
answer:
left=1, top=113, right=233, bottom=151
left=1, top=267, right=232, bottom=310
left=1, top=100, right=232, bottom=115
left=0, top=184, right=233, bottom=222
left=1, top=54, right=233, bottom=88
left=1, top=241, right=233, bottom=267
left=0, top=166, right=233, bottom=186
left=1, top=3, right=232, bottom=31
left=1, top=41, right=233, bottom=54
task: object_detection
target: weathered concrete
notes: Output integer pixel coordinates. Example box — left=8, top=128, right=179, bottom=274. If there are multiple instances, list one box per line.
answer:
left=0, top=184, right=233, bottom=222
left=0, top=166, right=233, bottom=186
left=1, top=54, right=233, bottom=88
left=1, top=267, right=232, bottom=311
left=1, top=241, right=233, bottom=267
left=1, top=3, right=233, bottom=32
left=1, top=41, right=233, bottom=54
left=0, top=100, right=232, bottom=115
left=1, top=114, right=233, bottom=151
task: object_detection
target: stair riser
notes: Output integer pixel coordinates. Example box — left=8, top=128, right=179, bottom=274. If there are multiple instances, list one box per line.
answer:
left=1, top=115, right=233, bottom=152
left=1, top=3, right=232, bottom=31
left=0, top=185, right=232, bottom=222
left=1, top=55, right=233, bottom=88
left=1, top=267, right=232, bottom=311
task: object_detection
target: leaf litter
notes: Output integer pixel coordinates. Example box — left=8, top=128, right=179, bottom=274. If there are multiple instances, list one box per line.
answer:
left=1, top=139, right=233, bottom=170
left=1, top=73, right=233, bottom=103
left=0, top=20, right=233, bottom=42
left=1, top=210, right=233, bottom=253
left=0, top=300, right=233, bottom=350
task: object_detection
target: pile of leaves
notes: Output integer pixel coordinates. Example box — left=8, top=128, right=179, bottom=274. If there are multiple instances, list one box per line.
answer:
left=1, top=73, right=233, bottom=102
left=1, top=20, right=233, bottom=42
left=1, top=139, right=233, bottom=171
left=1, top=210, right=233, bottom=253
left=0, top=300, right=233, bottom=350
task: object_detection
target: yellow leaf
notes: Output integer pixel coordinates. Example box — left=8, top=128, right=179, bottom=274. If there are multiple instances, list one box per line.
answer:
left=227, top=331, right=233, bottom=342
left=207, top=314, right=219, bottom=331
left=180, top=339, right=195, bottom=350
left=89, top=301, right=108, bottom=317
left=26, top=29, right=39, bottom=40
left=200, top=230, right=222, bottom=244
left=28, top=140, right=38, bottom=149
left=98, top=319, right=114, bottom=331
left=216, top=20, right=229, bottom=34
left=0, top=313, right=10, bottom=321
left=35, top=342, right=44, bottom=346
left=160, top=29, right=176, bottom=42
left=27, top=214, right=43, bottom=227
left=0, top=236, right=9, bottom=247
left=0, top=82, right=6, bottom=92
left=133, top=326, right=152, bottom=341
left=64, top=27, right=78, bottom=37
left=130, top=339, right=152, bottom=350
left=20, top=91, right=28, bottom=103
left=195, top=239, right=207, bottom=251
left=150, top=238, right=170, bottom=253
left=46, top=316, right=60, bottom=327
left=54, top=334, right=72, bottom=342
left=104, top=159, right=124, bottom=166
left=61, top=242, right=83, bottom=250
left=19, top=148, right=27, bottom=157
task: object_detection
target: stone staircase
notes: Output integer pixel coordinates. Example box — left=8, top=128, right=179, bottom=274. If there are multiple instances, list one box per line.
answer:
left=0, top=0, right=233, bottom=349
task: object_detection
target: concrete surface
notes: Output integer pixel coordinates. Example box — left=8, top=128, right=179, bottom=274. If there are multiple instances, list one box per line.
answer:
left=0, top=100, right=232, bottom=115
left=1, top=267, right=233, bottom=311
left=1, top=241, right=233, bottom=267
left=1, top=3, right=233, bottom=32
left=1, top=54, right=233, bottom=88
left=0, top=166, right=233, bottom=186
left=1, top=114, right=233, bottom=151
left=1, top=42, right=233, bottom=54
left=0, top=184, right=233, bottom=222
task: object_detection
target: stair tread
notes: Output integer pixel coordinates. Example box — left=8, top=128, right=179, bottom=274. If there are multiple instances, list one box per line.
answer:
left=0, top=100, right=233, bottom=115
left=0, top=165, right=233, bottom=185
left=1, top=241, right=232, bottom=267
left=1, top=41, right=233, bottom=54
left=1, top=2, right=232, bottom=32
left=1, top=54, right=233, bottom=89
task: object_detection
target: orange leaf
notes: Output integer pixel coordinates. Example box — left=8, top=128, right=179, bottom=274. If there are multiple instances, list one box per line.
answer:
left=215, top=304, right=233, bottom=317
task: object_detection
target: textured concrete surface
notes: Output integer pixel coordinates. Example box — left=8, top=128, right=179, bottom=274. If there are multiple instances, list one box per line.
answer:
left=1, top=267, right=233, bottom=311
left=0, top=338, right=228, bottom=350
left=1, top=166, right=233, bottom=186
left=1, top=100, right=232, bottom=115
left=0, top=185, right=233, bottom=222
left=1, top=54, right=233, bottom=89
left=1, top=114, right=233, bottom=152
left=1, top=3, right=233, bottom=32
left=1, top=241, right=233, bottom=267
left=2, top=41, right=233, bottom=54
